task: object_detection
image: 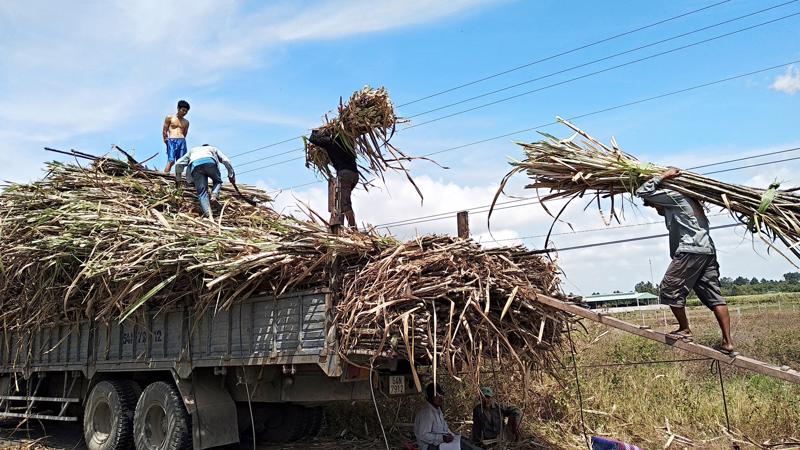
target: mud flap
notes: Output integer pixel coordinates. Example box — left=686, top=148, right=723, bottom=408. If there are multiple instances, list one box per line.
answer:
left=172, top=369, right=238, bottom=449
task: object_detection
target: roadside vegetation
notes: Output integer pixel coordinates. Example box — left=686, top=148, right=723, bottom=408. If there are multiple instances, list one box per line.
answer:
left=313, top=293, right=800, bottom=449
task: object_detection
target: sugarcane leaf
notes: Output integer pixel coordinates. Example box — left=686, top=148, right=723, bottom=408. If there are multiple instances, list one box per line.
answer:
left=119, top=274, right=177, bottom=322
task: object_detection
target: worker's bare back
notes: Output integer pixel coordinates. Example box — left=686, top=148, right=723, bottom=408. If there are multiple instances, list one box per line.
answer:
left=164, top=114, right=188, bottom=139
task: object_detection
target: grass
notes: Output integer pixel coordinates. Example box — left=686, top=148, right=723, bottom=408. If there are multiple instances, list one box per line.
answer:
left=322, top=294, right=800, bottom=449
left=539, top=296, right=800, bottom=449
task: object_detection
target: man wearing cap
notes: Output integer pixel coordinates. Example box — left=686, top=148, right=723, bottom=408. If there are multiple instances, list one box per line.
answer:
left=414, top=383, right=483, bottom=450
left=471, top=386, right=522, bottom=444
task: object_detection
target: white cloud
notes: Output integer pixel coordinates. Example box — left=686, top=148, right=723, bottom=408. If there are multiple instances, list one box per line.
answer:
left=0, top=0, right=499, bottom=183
left=268, top=0, right=496, bottom=42
left=770, top=65, right=800, bottom=95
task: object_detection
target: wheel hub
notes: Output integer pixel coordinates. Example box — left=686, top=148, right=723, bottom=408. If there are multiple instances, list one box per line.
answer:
left=143, top=403, right=168, bottom=448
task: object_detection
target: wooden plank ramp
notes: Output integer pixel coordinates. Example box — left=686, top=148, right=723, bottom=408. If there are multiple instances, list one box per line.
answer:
left=536, top=294, right=800, bottom=385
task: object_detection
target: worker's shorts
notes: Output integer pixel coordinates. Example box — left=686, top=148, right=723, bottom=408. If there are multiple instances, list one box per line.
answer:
left=166, top=138, right=187, bottom=162
left=337, top=169, right=359, bottom=213
left=659, top=252, right=726, bottom=309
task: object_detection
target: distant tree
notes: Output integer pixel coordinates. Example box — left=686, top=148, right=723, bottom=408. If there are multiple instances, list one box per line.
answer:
left=634, top=281, right=658, bottom=295
left=733, top=276, right=749, bottom=286
left=612, top=290, right=622, bottom=294
left=783, top=272, right=800, bottom=283
left=720, top=277, right=734, bottom=288
left=591, top=292, right=600, bottom=295
left=760, top=278, right=769, bottom=284
left=750, top=277, right=759, bottom=285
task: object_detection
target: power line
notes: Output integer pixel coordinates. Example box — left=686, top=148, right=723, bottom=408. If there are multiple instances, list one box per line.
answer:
left=405, top=1, right=798, bottom=119
left=375, top=153, right=800, bottom=229
left=267, top=180, right=321, bottom=193
left=489, top=213, right=729, bottom=243
left=536, top=223, right=738, bottom=253
left=239, top=156, right=304, bottom=175
left=238, top=147, right=304, bottom=167
left=231, top=135, right=304, bottom=159
left=378, top=199, right=541, bottom=229
left=246, top=60, right=800, bottom=192
left=404, top=11, right=800, bottom=130
left=689, top=146, right=800, bottom=170
left=376, top=197, right=535, bottom=228
left=703, top=155, right=800, bottom=175
left=396, top=0, right=732, bottom=108
left=422, top=59, right=800, bottom=158
left=229, top=1, right=732, bottom=158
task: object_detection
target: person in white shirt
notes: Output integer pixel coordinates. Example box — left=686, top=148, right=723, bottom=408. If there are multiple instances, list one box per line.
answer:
left=414, top=383, right=483, bottom=450
left=175, top=144, right=235, bottom=219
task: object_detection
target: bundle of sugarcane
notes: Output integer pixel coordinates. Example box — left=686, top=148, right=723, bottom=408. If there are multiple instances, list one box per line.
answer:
left=305, top=86, right=426, bottom=200
left=0, top=159, right=382, bottom=332
left=494, top=117, right=800, bottom=263
left=335, top=236, right=569, bottom=384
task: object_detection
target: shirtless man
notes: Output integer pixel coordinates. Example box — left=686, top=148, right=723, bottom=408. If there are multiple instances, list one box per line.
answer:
left=162, top=100, right=190, bottom=173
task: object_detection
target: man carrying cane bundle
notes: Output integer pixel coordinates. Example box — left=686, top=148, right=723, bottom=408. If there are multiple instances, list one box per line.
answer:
left=636, top=168, right=737, bottom=357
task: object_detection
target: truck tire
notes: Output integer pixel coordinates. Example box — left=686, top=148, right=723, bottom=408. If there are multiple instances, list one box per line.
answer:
left=83, top=380, right=137, bottom=450
left=134, top=381, right=191, bottom=450
left=256, top=404, right=305, bottom=443
left=124, top=380, right=143, bottom=403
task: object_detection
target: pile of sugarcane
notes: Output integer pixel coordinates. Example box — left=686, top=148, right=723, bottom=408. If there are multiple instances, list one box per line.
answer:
left=305, top=86, right=426, bottom=200
left=336, top=236, right=568, bottom=383
left=0, top=159, right=381, bottom=331
left=495, top=118, right=800, bottom=264
left=0, top=157, right=568, bottom=379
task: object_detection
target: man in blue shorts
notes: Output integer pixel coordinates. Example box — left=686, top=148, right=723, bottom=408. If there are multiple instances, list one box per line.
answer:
left=162, top=100, right=190, bottom=173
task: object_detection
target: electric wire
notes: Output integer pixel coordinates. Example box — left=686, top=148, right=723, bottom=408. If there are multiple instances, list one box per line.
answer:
left=248, top=58, right=800, bottom=182
left=404, top=11, right=800, bottom=130
left=374, top=153, right=800, bottom=229
left=405, top=1, right=798, bottom=119
left=396, top=0, right=732, bottom=107
left=228, top=1, right=733, bottom=158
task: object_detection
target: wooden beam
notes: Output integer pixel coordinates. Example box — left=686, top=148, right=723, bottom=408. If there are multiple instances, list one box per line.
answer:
left=536, top=294, right=800, bottom=385
left=456, top=211, right=470, bottom=239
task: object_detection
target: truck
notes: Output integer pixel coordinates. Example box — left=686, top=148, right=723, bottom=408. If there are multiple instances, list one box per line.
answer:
left=0, top=289, right=416, bottom=450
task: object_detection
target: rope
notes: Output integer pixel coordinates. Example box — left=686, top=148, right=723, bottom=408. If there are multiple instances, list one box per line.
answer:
left=567, top=326, right=591, bottom=450
left=241, top=366, right=256, bottom=450
left=711, top=360, right=733, bottom=433
left=576, top=357, right=711, bottom=369
left=369, top=366, right=390, bottom=450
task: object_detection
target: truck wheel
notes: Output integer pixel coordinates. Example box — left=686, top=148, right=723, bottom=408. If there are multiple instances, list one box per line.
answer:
left=124, top=380, right=143, bottom=403
left=84, top=380, right=137, bottom=450
left=256, top=404, right=305, bottom=443
left=134, top=381, right=191, bottom=450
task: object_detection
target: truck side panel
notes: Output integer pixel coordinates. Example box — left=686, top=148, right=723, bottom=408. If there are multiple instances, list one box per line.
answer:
left=0, top=291, right=331, bottom=375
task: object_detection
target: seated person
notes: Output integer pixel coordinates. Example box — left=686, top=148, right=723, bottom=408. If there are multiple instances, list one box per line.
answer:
left=471, top=387, right=522, bottom=443
left=414, top=382, right=483, bottom=450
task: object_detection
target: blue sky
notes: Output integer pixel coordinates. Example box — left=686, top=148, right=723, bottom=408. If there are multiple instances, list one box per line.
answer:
left=2, top=0, right=799, bottom=293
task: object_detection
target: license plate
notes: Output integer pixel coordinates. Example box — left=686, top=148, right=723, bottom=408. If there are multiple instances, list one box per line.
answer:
left=389, top=376, right=405, bottom=395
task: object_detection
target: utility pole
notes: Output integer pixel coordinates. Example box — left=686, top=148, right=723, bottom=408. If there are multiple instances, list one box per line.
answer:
left=456, top=211, right=470, bottom=239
